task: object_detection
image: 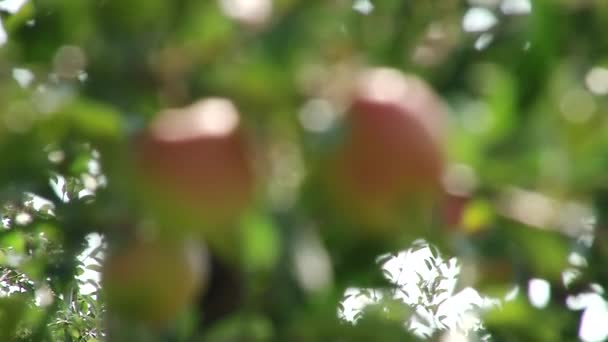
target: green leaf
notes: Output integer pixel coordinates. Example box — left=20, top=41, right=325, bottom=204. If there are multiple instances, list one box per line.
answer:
left=55, top=99, right=125, bottom=142
left=241, top=213, right=280, bottom=271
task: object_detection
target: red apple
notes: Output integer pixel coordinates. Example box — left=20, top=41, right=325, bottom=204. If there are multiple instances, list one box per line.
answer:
left=134, top=98, right=256, bottom=232
left=102, top=239, right=208, bottom=326
left=325, top=68, right=447, bottom=232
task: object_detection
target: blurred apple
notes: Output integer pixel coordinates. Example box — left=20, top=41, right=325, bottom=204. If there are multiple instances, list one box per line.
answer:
left=325, top=67, right=447, bottom=232
left=134, top=98, right=256, bottom=233
left=102, top=239, right=208, bottom=326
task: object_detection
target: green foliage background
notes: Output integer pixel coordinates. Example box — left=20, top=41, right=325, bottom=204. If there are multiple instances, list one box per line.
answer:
left=1, top=0, right=608, bottom=341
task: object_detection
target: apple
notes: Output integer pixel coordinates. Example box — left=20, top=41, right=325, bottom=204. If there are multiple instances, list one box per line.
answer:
left=134, top=98, right=256, bottom=232
left=101, top=239, right=208, bottom=326
left=324, top=67, right=447, bottom=232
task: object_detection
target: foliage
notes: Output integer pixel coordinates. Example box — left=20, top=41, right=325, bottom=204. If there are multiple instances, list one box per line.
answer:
left=1, top=0, right=608, bottom=341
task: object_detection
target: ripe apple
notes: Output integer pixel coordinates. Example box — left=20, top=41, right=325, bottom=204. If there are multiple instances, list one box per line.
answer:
left=102, top=239, right=208, bottom=326
left=324, top=67, right=447, bottom=232
left=134, top=98, right=256, bottom=232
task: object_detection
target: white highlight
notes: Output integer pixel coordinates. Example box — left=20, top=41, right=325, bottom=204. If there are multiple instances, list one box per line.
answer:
left=12, top=68, right=35, bottom=88
left=568, top=252, right=588, bottom=268
left=527, top=278, right=550, bottom=309
left=585, top=67, right=608, bottom=95
left=504, top=285, right=519, bottom=301
left=500, top=0, right=531, bottom=15
left=293, top=229, right=333, bottom=292
left=0, top=0, right=28, bottom=13
left=462, top=7, right=498, bottom=33
left=77, top=233, right=104, bottom=296
left=219, top=0, right=272, bottom=26
left=575, top=294, right=608, bottom=342
left=357, top=68, right=410, bottom=104
left=0, top=18, right=6, bottom=46
left=14, top=212, right=32, bottom=226
left=442, top=163, right=478, bottom=196
left=298, top=98, right=338, bottom=133
left=35, top=286, right=54, bottom=307
left=562, top=268, right=582, bottom=288
left=353, top=0, right=374, bottom=15
left=153, top=98, right=240, bottom=141
left=474, top=33, right=494, bottom=50
left=339, top=241, right=499, bottom=337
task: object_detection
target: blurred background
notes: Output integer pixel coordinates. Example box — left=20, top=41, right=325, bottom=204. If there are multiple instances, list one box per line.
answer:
left=1, top=0, right=608, bottom=341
